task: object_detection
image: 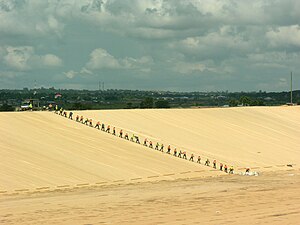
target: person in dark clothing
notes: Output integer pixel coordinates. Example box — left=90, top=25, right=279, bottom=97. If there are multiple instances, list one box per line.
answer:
left=143, top=139, right=148, bottom=146
left=205, top=159, right=210, bottom=166
left=95, top=121, right=101, bottom=129
left=119, top=129, right=123, bottom=138
left=167, top=145, right=171, bottom=154
left=76, top=115, right=79, bottom=122
left=69, top=112, right=73, bottom=120
left=189, top=154, right=194, bottom=162
left=183, top=151, right=187, bottom=159
left=178, top=150, right=182, bottom=158
left=125, top=133, right=129, bottom=140
left=160, top=144, right=164, bottom=152
left=213, top=160, right=216, bottom=169
left=173, top=148, right=177, bottom=157
left=106, top=125, right=110, bottom=133
left=149, top=141, right=153, bottom=148
left=83, top=118, right=89, bottom=125
left=101, top=123, right=105, bottom=131
left=197, top=156, right=201, bottom=164
left=220, top=163, right=223, bottom=171
left=112, top=127, right=116, bottom=135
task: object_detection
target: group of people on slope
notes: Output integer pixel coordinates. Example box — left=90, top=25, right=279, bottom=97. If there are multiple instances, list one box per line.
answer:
left=56, top=108, right=236, bottom=174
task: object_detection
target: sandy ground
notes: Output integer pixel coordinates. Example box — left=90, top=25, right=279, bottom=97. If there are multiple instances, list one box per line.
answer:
left=0, top=111, right=213, bottom=192
left=1, top=170, right=299, bottom=225
left=77, top=106, right=300, bottom=169
left=1, top=106, right=300, bottom=224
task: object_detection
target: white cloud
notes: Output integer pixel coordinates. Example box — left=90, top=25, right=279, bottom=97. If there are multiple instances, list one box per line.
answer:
left=85, top=48, right=153, bottom=72
left=64, top=70, right=77, bottom=79
left=41, top=54, right=63, bottom=67
left=266, top=25, right=300, bottom=47
left=4, top=46, right=33, bottom=71
left=86, top=48, right=120, bottom=69
left=2, top=46, right=63, bottom=71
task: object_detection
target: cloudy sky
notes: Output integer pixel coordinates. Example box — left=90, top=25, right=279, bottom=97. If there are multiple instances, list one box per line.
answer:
left=0, top=0, right=300, bottom=91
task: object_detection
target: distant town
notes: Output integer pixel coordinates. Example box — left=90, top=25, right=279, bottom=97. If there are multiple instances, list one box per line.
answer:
left=0, top=88, right=299, bottom=111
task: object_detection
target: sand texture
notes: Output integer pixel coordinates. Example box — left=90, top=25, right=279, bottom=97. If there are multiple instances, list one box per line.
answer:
left=0, top=106, right=300, bottom=224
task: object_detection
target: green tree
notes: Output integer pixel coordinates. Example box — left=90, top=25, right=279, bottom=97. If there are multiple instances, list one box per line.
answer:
left=229, top=99, right=238, bottom=107
left=140, top=97, right=154, bottom=108
left=0, top=104, right=14, bottom=111
left=155, top=100, right=170, bottom=108
left=239, top=96, right=251, bottom=106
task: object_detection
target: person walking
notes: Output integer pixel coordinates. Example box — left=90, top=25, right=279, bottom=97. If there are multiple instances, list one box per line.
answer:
left=197, top=156, right=201, bottom=164
left=149, top=141, right=153, bottom=148
left=167, top=145, right=171, bottom=154
left=95, top=121, right=101, bottom=129
left=69, top=111, right=73, bottom=120
left=219, top=163, right=223, bottom=171
left=125, top=133, right=129, bottom=140
left=189, top=154, right=194, bottom=162
left=112, top=127, right=116, bottom=135
left=183, top=151, right=187, bottom=159
left=119, top=129, right=123, bottom=138
left=224, top=164, right=228, bottom=173
left=160, top=144, right=164, bottom=152
left=205, top=159, right=210, bottom=166
left=155, top=142, right=159, bottom=150
left=173, top=148, right=177, bottom=157
left=213, top=160, right=216, bottom=169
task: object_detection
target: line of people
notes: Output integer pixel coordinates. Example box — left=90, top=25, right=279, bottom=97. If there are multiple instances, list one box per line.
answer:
left=55, top=108, right=236, bottom=174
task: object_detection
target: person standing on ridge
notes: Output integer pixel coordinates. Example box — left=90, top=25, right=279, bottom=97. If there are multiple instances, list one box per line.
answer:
left=183, top=151, right=187, bottom=159
left=205, top=159, right=210, bottom=166
left=83, top=118, right=89, bottom=125
left=224, top=165, right=228, bottom=173
left=59, top=108, right=63, bottom=115
left=89, top=119, right=93, bottom=127
left=155, top=142, right=159, bottom=150
left=197, top=156, right=201, bottom=164
left=167, top=145, right=171, bottom=154
left=189, top=154, right=194, bottom=162
left=69, top=112, right=73, bottom=120
left=213, top=160, right=216, bottom=169
left=229, top=166, right=234, bottom=174
left=143, top=138, right=148, bottom=146
left=101, top=123, right=105, bottom=131
left=135, top=136, right=140, bottom=144
left=119, top=129, right=123, bottom=138
left=95, top=121, right=101, bottom=129
left=80, top=116, right=84, bottom=123
left=149, top=141, right=153, bottom=148
left=55, top=105, right=58, bottom=113
left=112, top=127, right=116, bottom=135
left=125, top=133, right=129, bottom=140
left=106, top=125, right=110, bottom=133
left=220, top=163, right=223, bottom=171
left=160, top=144, right=164, bottom=152
left=178, top=150, right=182, bottom=158
left=173, top=148, right=177, bottom=157
left=76, top=115, right=79, bottom=122
left=130, top=134, right=135, bottom=142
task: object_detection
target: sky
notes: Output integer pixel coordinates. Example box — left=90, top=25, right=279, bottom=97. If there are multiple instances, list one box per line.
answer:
left=0, top=0, right=300, bottom=92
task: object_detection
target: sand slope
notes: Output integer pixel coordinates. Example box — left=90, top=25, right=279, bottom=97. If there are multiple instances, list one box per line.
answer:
left=77, top=106, right=300, bottom=169
left=0, top=112, right=211, bottom=191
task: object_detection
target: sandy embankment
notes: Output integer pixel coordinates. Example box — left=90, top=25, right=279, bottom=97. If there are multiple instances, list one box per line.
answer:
left=0, top=107, right=300, bottom=224
left=77, top=106, right=300, bottom=170
left=0, top=111, right=216, bottom=193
